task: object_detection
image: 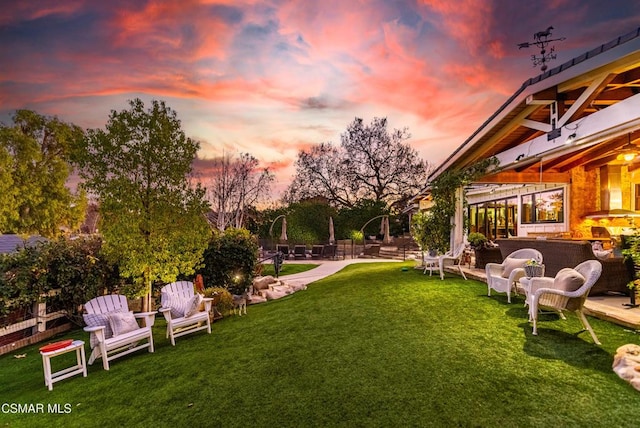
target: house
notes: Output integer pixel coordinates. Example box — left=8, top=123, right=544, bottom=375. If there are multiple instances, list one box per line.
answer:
left=426, top=27, right=640, bottom=248
left=0, top=234, right=47, bottom=254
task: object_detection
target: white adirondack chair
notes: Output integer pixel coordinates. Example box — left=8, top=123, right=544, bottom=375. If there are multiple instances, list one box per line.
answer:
left=83, top=295, right=155, bottom=370
left=159, top=281, right=213, bottom=346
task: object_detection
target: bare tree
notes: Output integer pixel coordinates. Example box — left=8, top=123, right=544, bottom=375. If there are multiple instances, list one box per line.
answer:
left=285, top=117, right=429, bottom=209
left=205, top=152, right=274, bottom=230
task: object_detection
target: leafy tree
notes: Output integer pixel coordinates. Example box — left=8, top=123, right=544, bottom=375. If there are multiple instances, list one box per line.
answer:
left=0, top=110, right=86, bottom=237
left=284, top=200, right=337, bottom=245
left=285, top=117, right=429, bottom=210
left=336, top=199, right=388, bottom=241
left=77, top=99, right=211, bottom=310
left=205, top=152, right=273, bottom=231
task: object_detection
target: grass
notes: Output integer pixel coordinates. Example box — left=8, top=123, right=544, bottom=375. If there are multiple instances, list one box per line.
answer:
left=260, top=262, right=318, bottom=277
left=2, top=261, right=640, bottom=427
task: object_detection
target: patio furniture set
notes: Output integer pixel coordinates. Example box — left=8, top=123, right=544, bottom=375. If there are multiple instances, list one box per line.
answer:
left=39, top=280, right=212, bottom=390
left=277, top=244, right=339, bottom=260
left=421, top=240, right=606, bottom=345
left=485, top=247, right=604, bottom=345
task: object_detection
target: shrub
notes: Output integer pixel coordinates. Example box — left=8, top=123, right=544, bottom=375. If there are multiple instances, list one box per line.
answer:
left=198, top=228, right=258, bottom=295
left=467, top=232, right=488, bottom=249
left=203, top=287, right=234, bottom=315
left=0, top=237, right=120, bottom=326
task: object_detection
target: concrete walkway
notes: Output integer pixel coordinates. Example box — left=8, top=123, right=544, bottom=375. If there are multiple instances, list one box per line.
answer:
left=277, top=258, right=402, bottom=288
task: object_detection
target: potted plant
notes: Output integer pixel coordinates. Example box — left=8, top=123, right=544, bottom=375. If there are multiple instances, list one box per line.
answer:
left=466, top=232, right=493, bottom=269
left=621, top=232, right=640, bottom=308
left=468, top=232, right=488, bottom=250
left=524, top=258, right=544, bottom=278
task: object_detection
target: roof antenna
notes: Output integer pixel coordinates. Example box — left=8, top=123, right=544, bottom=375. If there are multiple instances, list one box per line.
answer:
left=517, top=26, right=566, bottom=72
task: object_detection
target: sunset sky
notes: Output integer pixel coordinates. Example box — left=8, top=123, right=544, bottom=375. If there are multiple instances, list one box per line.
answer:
left=2, top=1, right=640, bottom=199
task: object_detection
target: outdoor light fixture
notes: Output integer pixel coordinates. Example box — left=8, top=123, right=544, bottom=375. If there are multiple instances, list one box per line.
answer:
left=617, top=133, right=637, bottom=163
left=566, top=133, right=577, bottom=144
left=547, top=127, right=561, bottom=141
left=515, top=154, right=525, bottom=162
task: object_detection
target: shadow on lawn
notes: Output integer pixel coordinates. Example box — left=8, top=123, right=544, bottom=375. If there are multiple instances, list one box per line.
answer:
left=518, top=320, right=612, bottom=373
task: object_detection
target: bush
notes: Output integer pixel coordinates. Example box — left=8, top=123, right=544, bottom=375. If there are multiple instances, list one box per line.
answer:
left=203, top=287, right=233, bottom=315
left=467, top=232, right=488, bottom=249
left=198, top=228, right=258, bottom=295
left=0, top=237, right=120, bottom=326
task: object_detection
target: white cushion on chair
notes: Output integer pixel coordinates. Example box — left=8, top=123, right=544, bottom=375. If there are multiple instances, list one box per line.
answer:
left=184, top=294, right=203, bottom=317
left=553, top=268, right=585, bottom=291
left=162, top=292, right=189, bottom=318
left=108, top=311, right=140, bottom=336
left=501, top=258, right=528, bottom=278
left=84, top=309, right=122, bottom=347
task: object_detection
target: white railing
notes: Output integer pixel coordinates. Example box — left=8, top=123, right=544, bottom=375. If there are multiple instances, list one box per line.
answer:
left=0, top=292, right=71, bottom=356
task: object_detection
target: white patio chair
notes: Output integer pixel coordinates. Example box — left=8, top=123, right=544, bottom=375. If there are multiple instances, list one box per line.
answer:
left=438, top=243, right=468, bottom=280
left=486, top=248, right=542, bottom=303
left=527, top=260, right=603, bottom=345
left=422, top=244, right=467, bottom=280
left=83, top=295, right=155, bottom=370
left=159, top=281, right=213, bottom=346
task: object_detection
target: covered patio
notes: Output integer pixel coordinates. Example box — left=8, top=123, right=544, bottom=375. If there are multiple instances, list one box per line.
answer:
left=423, top=27, right=640, bottom=320
left=431, top=27, right=640, bottom=245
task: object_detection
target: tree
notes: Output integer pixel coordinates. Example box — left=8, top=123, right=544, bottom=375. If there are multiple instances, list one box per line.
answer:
left=77, top=99, right=211, bottom=311
left=285, top=117, right=429, bottom=210
left=205, top=152, right=273, bottom=231
left=412, top=158, right=499, bottom=254
left=0, top=110, right=86, bottom=237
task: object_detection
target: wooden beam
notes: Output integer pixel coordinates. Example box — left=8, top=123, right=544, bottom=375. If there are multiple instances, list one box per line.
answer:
left=477, top=170, right=570, bottom=184
left=584, top=153, right=620, bottom=171
left=558, top=73, right=615, bottom=127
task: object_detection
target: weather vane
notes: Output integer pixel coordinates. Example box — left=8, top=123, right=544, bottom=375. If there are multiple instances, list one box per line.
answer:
left=517, top=26, right=566, bottom=72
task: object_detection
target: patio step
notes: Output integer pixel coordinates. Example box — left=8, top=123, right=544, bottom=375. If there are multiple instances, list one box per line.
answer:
left=378, top=247, right=420, bottom=260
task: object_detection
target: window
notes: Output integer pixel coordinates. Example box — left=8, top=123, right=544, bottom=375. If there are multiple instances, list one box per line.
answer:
left=467, top=197, right=518, bottom=239
left=521, top=188, right=564, bottom=224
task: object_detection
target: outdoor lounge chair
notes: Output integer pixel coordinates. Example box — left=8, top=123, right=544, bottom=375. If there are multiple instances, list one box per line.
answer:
left=323, top=244, right=337, bottom=259
left=293, top=245, right=307, bottom=259
left=486, top=248, right=542, bottom=303
left=159, top=281, right=213, bottom=346
left=277, top=244, right=290, bottom=259
left=83, top=295, right=155, bottom=370
left=526, top=260, right=603, bottom=344
left=311, top=245, right=324, bottom=259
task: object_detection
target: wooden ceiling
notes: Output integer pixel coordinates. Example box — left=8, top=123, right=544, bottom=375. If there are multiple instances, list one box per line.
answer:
left=477, top=64, right=640, bottom=183
left=432, top=30, right=640, bottom=185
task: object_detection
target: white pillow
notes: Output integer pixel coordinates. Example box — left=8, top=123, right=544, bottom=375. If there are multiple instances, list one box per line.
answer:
left=184, top=294, right=203, bottom=318
left=84, top=309, right=122, bottom=347
left=501, top=258, right=528, bottom=278
left=162, top=292, right=189, bottom=318
left=108, top=311, right=140, bottom=337
left=553, top=268, right=585, bottom=292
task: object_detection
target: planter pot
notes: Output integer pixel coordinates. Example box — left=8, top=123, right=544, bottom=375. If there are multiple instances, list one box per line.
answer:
left=524, top=265, right=545, bottom=278
left=474, top=247, right=503, bottom=269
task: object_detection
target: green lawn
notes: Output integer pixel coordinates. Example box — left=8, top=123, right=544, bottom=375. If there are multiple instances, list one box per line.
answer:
left=260, top=262, right=318, bottom=277
left=2, top=262, right=640, bottom=427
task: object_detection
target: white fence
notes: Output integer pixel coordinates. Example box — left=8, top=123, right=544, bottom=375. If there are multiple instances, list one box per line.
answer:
left=0, top=293, right=71, bottom=356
